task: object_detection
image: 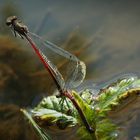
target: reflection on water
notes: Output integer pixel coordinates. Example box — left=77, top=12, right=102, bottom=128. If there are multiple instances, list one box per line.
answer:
left=0, top=35, right=63, bottom=139
left=0, top=104, right=38, bottom=140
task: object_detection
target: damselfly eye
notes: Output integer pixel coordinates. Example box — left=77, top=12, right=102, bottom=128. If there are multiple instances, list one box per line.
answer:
left=6, top=16, right=17, bottom=26
left=6, top=21, right=11, bottom=26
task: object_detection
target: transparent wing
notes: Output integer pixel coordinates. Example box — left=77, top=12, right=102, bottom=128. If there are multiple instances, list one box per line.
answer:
left=40, top=50, right=65, bottom=90
left=28, top=32, right=86, bottom=89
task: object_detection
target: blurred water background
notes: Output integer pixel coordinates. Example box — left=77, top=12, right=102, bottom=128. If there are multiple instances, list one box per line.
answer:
left=0, top=0, right=140, bottom=139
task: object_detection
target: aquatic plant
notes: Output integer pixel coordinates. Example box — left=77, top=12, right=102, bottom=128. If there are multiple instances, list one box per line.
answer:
left=22, top=75, right=140, bottom=140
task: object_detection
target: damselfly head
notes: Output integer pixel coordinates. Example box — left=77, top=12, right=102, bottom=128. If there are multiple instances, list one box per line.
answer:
left=6, top=16, right=17, bottom=26
left=6, top=16, right=28, bottom=38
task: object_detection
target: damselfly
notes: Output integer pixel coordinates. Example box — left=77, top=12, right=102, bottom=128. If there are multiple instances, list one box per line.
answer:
left=6, top=16, right=93, bottom=133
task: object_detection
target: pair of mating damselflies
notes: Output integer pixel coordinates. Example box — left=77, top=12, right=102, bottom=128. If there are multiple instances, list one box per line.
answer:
left=6, top=16, right=94, bottom=133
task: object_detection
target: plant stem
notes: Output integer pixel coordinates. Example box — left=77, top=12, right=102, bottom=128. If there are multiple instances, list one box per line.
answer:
left=64, top=90, right=94, bottom=133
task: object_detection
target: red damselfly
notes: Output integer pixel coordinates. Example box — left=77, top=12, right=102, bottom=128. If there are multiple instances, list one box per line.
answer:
left=6, top=16, right=94, bottom=133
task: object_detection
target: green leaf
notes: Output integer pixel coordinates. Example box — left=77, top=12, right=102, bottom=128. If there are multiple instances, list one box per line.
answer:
left=32, top=95, right=78, bottom=129
left=32, top=108, right=77, bottom=128
left=23, top=76, right=140, bottom=140
left=35, top=96, right=77, bottom=117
